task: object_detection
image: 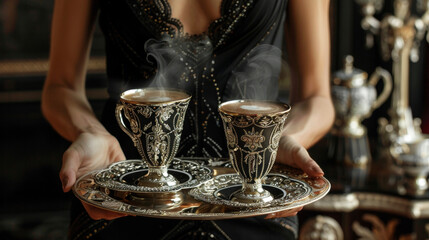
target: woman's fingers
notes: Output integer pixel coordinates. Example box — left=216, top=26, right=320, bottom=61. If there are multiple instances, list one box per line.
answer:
left=59, top=133, right=126, bottom=193
left=60, top=146, right=82, bottom=192
left=292, top=146, right=324, bottom=177
left=110, top=142, right=126, bottom=163
left=277, top=135, right=324, bottom=178
left=58, top=132, right=129, bottom=220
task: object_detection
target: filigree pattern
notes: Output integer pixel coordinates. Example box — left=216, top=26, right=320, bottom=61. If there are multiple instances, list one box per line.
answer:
left=189, top=173, right=312, bottom=208
left=272, top=165, right=329, bottom=193
left=244, top=153, right=262, bottom=174
left=241, top=127, right=265, bottom=151
left=219, top=109, right=288, bottom=182
left=117, top=99, right=189, bottom=167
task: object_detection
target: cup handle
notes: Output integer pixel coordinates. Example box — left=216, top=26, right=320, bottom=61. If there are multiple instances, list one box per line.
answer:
left=368, top=67, right=392, bottom=111
left=115, top=103, right=138, bottom=146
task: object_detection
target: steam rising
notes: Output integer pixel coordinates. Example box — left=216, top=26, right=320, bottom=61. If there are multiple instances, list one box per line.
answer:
left=223, top=44, right=282, bottom=101
left=144, top=35, right=213, bottom=92
left=143, top=37, right=282, bottom=101
left=144, top=37, right=186, bottom=89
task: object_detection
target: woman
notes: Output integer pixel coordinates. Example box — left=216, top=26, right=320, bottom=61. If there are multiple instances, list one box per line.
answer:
left=42, top=0, right=334, bottom=239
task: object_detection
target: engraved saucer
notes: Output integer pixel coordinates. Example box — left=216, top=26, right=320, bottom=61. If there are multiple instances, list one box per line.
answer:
left=189, top=173, right=312, bottom=208
left=94, top=159, right=213, bottom=193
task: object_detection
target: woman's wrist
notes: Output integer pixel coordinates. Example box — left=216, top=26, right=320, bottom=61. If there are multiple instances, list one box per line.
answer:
left=282, top=96, right=334, bottom=149
left=77, top=124, right=110, bottom=138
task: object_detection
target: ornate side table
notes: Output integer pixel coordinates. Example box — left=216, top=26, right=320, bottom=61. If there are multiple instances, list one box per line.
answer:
left=299, top=139, right=429, bottom=239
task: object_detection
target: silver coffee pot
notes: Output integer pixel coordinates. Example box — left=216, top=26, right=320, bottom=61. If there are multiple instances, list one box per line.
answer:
left=331, top=55, right=392, bottom=137
left=328, top=55, right=392, bottom=168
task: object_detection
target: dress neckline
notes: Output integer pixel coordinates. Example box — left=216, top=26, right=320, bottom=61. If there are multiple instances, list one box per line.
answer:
left=127, top=0, right=254, bottom=48
left=164, top=0, right=226, bottom=38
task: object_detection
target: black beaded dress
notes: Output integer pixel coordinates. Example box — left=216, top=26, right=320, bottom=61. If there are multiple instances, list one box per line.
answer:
left=69, top=0, right=298, bottom=239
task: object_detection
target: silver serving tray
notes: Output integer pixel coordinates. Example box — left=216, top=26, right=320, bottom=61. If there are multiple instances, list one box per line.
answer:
left=72, top=158, right=330, bottom=220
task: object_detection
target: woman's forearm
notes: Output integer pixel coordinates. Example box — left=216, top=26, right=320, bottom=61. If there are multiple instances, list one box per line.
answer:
left=42, top=0, right=102, bottom=142
left=284, top=0, right=334, bottom=148
left=42, top=85, right=106, bottom=142
left=283, top=95, right=334, bottom=149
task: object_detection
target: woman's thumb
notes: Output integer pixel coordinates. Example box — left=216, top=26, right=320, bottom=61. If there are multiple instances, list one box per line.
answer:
left=60, top=147, right=81, bottom=192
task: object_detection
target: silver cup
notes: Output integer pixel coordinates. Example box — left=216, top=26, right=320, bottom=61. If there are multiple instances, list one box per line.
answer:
left=219, top=100, right=291, bottom=203
left=389, top=136, right=429, bottom=195
left=115, top=88, right=191, bottom=188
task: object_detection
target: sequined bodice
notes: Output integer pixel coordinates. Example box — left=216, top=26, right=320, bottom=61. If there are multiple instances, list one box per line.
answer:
left=99, top=0, right=288, bottom=158
left=126, top=0, right=253, bottom=48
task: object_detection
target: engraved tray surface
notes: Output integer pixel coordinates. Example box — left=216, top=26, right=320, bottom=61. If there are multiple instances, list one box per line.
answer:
left=73, top=158, right=330, bottom=220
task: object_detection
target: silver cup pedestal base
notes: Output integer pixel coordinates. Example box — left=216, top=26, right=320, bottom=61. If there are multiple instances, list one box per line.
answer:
left=126, top=191, right=184, bottom=210
left=136, top=166, right=180, bottom=188
left=231, top=180, right=274, bottom=204
left=131, top=166, right=183, bottom=210
left=102, top=185, right=184, bottom=210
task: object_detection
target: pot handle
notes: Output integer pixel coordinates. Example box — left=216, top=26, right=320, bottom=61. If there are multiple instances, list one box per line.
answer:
left=368, top=67, right=392, bottom=110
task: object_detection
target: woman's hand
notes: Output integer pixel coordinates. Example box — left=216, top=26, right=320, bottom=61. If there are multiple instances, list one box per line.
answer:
left=60, top=131, right=127, bottom=220
left=276, top=134, right=324, bottom=177
left=265, top=135, right=324, bottom=219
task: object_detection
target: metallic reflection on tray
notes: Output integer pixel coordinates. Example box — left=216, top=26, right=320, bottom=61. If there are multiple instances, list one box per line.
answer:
left=73, top=158, right=330, bottom=220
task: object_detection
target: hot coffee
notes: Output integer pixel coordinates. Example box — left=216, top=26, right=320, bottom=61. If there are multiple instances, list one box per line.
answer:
left=219, top=100, right=289, bottom=116
left=121, top=88, right=191, bottom=104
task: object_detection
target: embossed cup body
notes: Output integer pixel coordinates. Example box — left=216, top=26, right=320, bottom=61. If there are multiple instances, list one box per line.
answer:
left=219, top=100, right=290, bottom=203
left=115, top=88, right=191, bottom=188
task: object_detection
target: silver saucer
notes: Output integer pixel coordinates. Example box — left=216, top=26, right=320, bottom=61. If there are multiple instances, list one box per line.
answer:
left=94, top=159, right=213, bottom=193
left=189, top=173, right=312, bottom=208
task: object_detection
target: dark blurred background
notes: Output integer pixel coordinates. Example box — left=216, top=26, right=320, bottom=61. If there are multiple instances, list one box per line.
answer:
left=0, top=1, right=106, bottom=239
left=0, top=0, right=428, bottom=239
